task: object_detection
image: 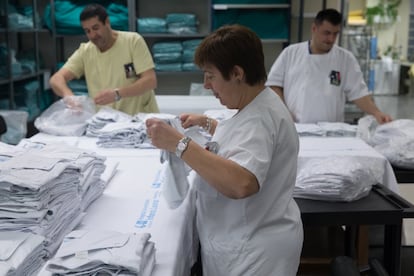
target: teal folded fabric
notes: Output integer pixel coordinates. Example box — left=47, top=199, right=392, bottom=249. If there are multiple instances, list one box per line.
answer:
left=155, top=63, right=182, bottom=72
left=152, top=42, right=183, bottom=54
left=182, top=49, right=195, bottom=63
left=43, top=0, right=128, bottom=34
left=137, top=17, right=167, bottom=33
left=182, top=39, right=202, bottom=50
left=165, top=13, right=197, bottom=26
left=153, top=52, right=182, bottom=64
left=182, top=63, right=200, bottom=72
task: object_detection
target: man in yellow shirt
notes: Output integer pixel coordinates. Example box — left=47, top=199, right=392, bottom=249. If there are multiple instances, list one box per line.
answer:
left=49, top=3, right=159, bottom=115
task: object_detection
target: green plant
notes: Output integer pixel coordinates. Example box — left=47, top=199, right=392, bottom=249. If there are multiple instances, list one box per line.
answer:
left=365, top=0, right=401, bottom=26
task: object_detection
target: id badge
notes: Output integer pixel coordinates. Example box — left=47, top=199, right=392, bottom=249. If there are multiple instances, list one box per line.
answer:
left=329, top=70, right=341, bottom=86
left=124, top=63, right=136, bottom=78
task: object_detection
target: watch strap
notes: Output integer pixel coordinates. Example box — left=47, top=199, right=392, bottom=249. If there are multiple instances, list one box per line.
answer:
left=114, top=89, right=121, bottom=101
left=175, top=136, right=191, bottom=158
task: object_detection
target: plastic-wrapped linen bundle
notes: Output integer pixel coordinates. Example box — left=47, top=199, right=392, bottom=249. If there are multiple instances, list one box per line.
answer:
left=357, top=116, right=414, bottom=169
left=182, top=39, right=203, bottom=50
left=152, top=41, right=183, bottom=54
left=0, top=110, right=28, bottom=145
left=153, top=52, right=182, bottom=64
left=43, top=0, right=129, bottom=34
left=356, top=115, right=379, bottom=144
left=370, top=119, right=414, bottom=146
left=182, top=63, right=200, bottom=71
left=294, top=156, right=379, bottom=202
left=166, top=13, right=198, bottom=34
left=152, top=41, right=183, bottom=71
left=155, top=63, right=182, bottom=72
left=34, top=96, right=96, bottom=136
left=181, top=39, right=202, bottom=71
left=137, top=17, right=167, bottom=33
left=375, top=136, right=414, bottom=169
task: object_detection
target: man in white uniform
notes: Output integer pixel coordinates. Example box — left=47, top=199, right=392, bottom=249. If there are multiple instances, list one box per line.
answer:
left=266, top=8, right=391, bottom=124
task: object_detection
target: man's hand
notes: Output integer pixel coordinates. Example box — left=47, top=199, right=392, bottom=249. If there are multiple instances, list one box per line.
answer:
left=63, top=96, right=82, bottom=111
left=373, top=111, right=392, bottom=124
left=94, top=89, right=118, bottom=105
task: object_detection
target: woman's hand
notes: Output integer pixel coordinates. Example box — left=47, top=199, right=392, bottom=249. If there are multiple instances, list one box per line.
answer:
left=146, top=118, right=183, bottom=152
left=180, top=113, right=208, bottom=129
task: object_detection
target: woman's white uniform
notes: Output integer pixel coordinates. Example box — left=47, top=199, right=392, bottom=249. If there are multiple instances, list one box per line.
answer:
left=194, top=88, right=303, bottom=276
left=266, top=41, right=370, bottom=123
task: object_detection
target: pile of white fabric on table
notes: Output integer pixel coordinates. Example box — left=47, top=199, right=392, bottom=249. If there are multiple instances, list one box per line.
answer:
left=85, top=108, right=159, bottom=148
left=85, top=107, right=185, bottom=149
left=0, top=140, right=107, bottom=274
left=295, top=122, right=357, bottom=137
left=295, top=155, right=381, bottom=202
left=0, top=231, right=46, bottom=276
left=357, top=115, right=414, bottom=169
left=46, top=230, right=156, bottom=276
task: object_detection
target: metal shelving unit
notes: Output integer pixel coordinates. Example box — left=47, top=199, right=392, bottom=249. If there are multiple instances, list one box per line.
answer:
left=0, top=0, right=47, bottom=112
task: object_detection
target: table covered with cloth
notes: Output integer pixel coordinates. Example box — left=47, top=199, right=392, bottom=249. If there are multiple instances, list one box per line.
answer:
left=32, top=133, right=197, bottom=276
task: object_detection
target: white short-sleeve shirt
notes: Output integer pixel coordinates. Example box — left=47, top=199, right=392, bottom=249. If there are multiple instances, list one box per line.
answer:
left=194, top=88, right=303, bottom=276
left=266, top=41, right=370, bottom=123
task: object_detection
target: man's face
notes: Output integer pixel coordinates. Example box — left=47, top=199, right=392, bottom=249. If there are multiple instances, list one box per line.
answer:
left=81, top=16, right=111, bottom=51
left=311, top=20, right=341, bottom=54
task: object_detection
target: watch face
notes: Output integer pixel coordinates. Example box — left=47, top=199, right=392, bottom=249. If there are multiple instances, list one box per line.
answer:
left=178, top=142, right=186, bottom=151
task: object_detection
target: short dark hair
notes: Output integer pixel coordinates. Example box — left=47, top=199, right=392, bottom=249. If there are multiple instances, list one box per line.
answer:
left=80, top=4, right=108, bottom=23
left=314, top=9, right=343, bottom=26
left=194, top=24, right=267, bottom=86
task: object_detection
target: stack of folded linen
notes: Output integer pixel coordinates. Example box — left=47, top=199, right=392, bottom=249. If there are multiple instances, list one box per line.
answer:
left=46, top=230, right=156, bottom=276
left=295, top=123, right=325, bottom=137
left=317, top=122, right=357, bottom=137
left=295, top=122, right=357, bottom=137
left=95, top=121, right=152, bottom=149
left=0, top=231, right=46, bottom=276
left=152, top=41, right=183, bottom=72
left=85, top=107, right=132, bottom=137
left=137, top=17, right=167, bottom=33
left=166, top=13, right=198, bottom=34
left=37, top=143, right=107, bottom=211
left=0, top=141, right=107, bottom=257
left=294, top=156, right=380, bottom=202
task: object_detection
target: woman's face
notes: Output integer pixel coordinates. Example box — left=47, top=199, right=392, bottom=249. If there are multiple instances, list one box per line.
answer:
left=202, top=64, right=241, bottom=109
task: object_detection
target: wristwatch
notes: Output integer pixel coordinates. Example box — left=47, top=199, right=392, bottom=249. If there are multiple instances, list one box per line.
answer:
left=114, top=89, right=121, bottom=101
left=175, top=136, right=191, bottom=158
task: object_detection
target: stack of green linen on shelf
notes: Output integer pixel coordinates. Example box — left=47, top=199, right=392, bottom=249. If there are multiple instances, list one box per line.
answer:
left=152, top=39, right=202, bottom=72
left=43, top=0, right=128, bottom=34
left=165, top=13, right=198, bottom=35
left=137, top=17, right=167, bottom=33
left=153, top=42, right=183, bottom=72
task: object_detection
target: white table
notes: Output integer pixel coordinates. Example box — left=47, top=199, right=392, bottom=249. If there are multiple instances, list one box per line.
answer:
left=33, top=134, right=197, bottom=276
left=32, top=134, right=400, bottom=275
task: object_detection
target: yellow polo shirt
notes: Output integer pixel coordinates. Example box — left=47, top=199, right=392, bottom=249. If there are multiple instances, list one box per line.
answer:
left=64, top=31, right=159, bottom=115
